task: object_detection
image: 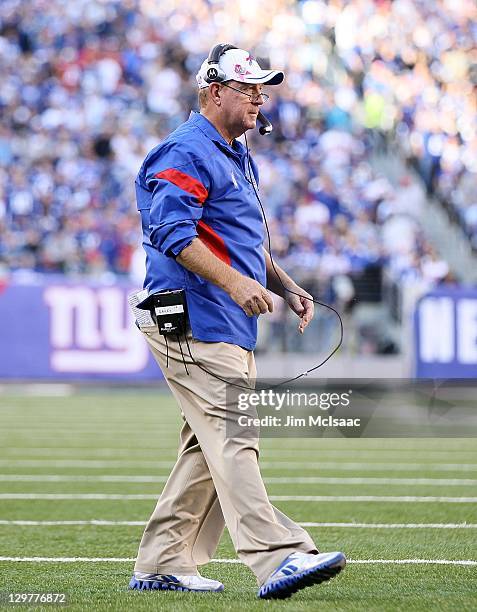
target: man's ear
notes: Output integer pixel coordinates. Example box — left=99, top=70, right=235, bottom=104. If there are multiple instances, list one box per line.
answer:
left=209, top=83, right=222, bottom=107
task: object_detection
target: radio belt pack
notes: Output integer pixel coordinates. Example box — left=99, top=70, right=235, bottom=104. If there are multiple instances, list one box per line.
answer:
left=136, top=289, right=188, bottom=336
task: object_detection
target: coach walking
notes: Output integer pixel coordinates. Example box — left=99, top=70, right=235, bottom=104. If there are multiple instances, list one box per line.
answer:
left=129, top=43, right=345, bottom=600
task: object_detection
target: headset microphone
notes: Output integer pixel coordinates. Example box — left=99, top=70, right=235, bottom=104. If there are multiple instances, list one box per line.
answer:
left=257, top=111, right=273, bottom=135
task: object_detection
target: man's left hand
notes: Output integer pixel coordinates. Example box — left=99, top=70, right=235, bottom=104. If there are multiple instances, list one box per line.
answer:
left=285, top=285, right=314, bottom=334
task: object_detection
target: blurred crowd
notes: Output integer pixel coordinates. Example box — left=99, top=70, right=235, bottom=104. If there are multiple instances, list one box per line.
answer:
left=331, top=0, right=477, bottom=248
left=1, top=0, right=473, bottom=295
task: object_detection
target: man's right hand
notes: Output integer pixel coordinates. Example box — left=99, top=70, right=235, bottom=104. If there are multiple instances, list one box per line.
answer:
left=177, top=238, right=273, bottom=317
left=228, top=276, right=274, bottom=317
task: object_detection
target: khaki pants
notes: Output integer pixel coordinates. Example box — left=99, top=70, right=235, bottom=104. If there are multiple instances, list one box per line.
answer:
left=134, top=326, right=317, bottom=585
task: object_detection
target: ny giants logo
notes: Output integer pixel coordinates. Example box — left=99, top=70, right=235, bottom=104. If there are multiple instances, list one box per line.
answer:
left=44, top=286, right=149, bottom=373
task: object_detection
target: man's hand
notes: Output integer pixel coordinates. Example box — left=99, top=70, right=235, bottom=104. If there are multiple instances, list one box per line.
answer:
left=285, top=285, right=314, bottom=334
left=229, top=276, right=274, bottom=317
left=262, top=249, right=315, bottom=334
left=177, top=239, right=273, bottom=318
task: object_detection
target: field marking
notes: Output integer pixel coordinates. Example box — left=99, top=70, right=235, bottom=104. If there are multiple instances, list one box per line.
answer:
left=0, top=556, right=475, bottom=566
left=272, top=495, right=477, bottom=503
left=267, top=477, right=477, bottom=486
left=2, top=440, right=476, bottom=453
left=3, top=446, right=477, bottom=456
left=298, top=522, right=477, bottom=529
left=0, top=435, right=160, bottom=440
left=0, top=493, right=476, bottom=503
left=0, top=384, right=74, bottom=396
left=0, top=460, right=175, bottom=469
left=0, top=474, right=475, bottom=486
left=348, top=559, right=477, bottom=566
left=0, top=520, right=475, bottom=529
left=1, top=459, right=477, bottom=472
left=1, top=444, right=476, bottom=459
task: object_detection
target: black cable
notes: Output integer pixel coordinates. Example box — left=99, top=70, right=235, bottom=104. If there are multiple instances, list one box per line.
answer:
left=183, top=332, right=256, bottom=391
left=243, top=131, right=344, bottom=383
left=164, top=333, right=169, bottom=368
left=177, top=334, right=190, bottom=376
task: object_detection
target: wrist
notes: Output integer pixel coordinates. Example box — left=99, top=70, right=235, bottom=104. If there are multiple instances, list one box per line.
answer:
left=219, top=267, right=243, bottom=294
left=280, top=278, right=297, bottom=295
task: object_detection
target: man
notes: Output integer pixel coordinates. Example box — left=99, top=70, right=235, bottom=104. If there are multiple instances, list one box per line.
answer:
left=129, top=45, right=345, bottom=600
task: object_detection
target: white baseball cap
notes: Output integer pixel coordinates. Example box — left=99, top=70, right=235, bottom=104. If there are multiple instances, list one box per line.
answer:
left=196, top=47, right=284, bottom=89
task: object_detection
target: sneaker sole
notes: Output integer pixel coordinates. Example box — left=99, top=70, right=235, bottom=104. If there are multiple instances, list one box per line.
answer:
left=258, top=552, right=346, bottom=600
left=128, top=576, right=224, bottom=593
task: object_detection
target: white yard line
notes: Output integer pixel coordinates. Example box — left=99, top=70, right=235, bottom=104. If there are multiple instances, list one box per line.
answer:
left=298, top=522, right=477, bottom=529
left=0, top=384, right=74, bottom=396
left=0, top=474, right=475, bottom=486
left=0, top=460, right=175, bottom=469
left=0, top=556, right=474, bottom=566
left=266, top=477, right=477, bottom=486
left=0, top=459, right=477, bottom=471
left=0, top=520, right=475, bottom=529
left=0, top=520, right=146, bottom=526
left=0, top=493, right=476, bottom=502
left=247, top=462, right=477, bottom=472
left=271, top=495, right=477, bottom=503
left=1, top=447, right=476, bottom=461
left=2, top=446, right=476, bottom=456
left=348, top=559, right=477, bottom=566
left=0, top=475, right=172, bottom=483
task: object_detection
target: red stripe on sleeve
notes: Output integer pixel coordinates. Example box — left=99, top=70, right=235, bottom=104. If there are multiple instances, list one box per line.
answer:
left=155, top=169, right=208, bottom=204
left=197, top=220, right=231, bottom=266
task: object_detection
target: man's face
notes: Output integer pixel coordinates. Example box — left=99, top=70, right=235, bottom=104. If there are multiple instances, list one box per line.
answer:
left=219, top=81, right=267, bottom=137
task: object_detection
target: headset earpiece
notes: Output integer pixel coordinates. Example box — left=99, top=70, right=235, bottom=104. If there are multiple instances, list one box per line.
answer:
left=204, top=43, right=237, bottom=84
left=205, top=65, right=225, bottom=83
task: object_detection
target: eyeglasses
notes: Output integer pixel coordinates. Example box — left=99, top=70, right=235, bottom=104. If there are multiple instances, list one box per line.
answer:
left=221, top=82, right=270, bottom=103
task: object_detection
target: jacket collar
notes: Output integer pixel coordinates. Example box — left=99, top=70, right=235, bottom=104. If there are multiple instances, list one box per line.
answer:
left=188, top=111, right=246, bottom=158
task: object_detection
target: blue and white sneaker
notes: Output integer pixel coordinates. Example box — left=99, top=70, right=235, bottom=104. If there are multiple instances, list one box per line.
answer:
left=258, top=551, right=346, bottom=599
left=129, top=571, right=224, bottom=592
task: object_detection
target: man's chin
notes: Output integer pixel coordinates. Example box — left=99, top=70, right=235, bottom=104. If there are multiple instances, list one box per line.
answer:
left=237, top=115, right=258, bottom=136
left=246, top=115, right=258, bottom=129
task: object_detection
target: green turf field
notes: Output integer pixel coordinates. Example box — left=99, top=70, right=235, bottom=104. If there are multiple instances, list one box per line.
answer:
left=0, top=390, right=476, bottom=611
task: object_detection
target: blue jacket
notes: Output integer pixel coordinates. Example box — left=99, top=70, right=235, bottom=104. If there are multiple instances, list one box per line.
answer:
left=135, top=111, right=266, bottom=350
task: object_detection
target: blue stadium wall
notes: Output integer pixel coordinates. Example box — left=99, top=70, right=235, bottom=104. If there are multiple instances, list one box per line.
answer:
left=0, top=278, right=162, bottom=381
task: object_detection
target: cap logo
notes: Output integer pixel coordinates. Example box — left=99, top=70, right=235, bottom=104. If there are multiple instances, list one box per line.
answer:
left=245, top=54, right=255, bottom=65
left=234, top=64, right=251, bottom=76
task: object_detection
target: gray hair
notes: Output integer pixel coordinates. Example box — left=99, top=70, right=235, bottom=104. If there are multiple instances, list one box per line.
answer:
left=198, top=87, right=209, bottom=109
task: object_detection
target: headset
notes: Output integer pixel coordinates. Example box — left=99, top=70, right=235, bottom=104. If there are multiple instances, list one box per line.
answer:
left=204, top=43, right=273, bottom=135
left=204, top=42, right=236, bottom=84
